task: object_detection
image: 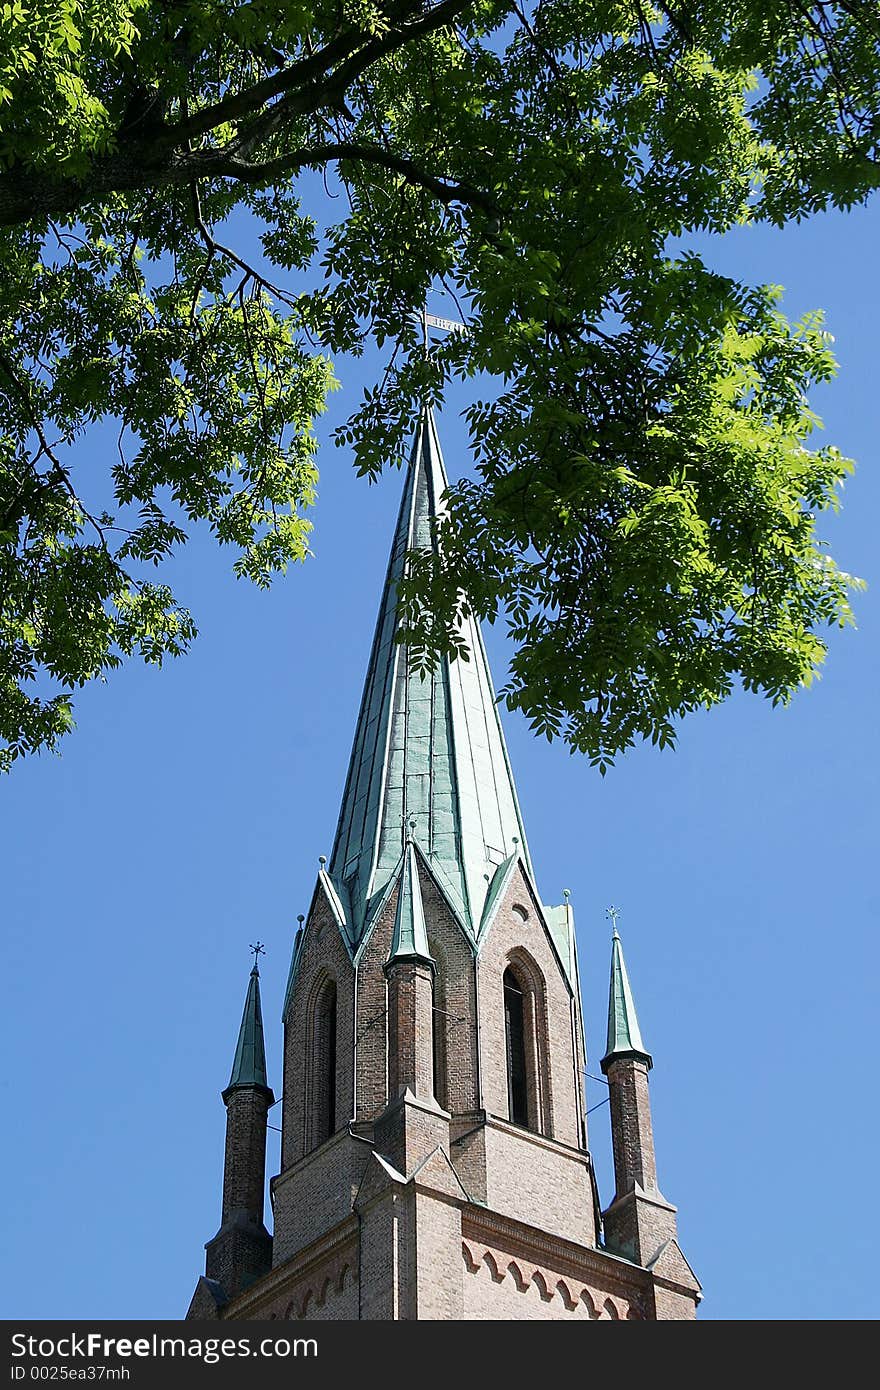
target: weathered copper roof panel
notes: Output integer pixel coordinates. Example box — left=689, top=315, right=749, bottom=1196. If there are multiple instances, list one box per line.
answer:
left=328, top=409, right=533, bottom=943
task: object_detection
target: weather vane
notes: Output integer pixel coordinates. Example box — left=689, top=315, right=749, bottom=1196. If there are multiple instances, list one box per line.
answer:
left=249, top=941, right=266, bottom=965
left=413, top=306, right=466, bottom=354
left=606, top=905, right=621, bottom=930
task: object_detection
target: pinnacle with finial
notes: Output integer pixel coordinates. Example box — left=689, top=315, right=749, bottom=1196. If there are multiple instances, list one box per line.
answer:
left=601, top=914, right=652, bottom=1072
left=225, top=950, right=272, bottom=1099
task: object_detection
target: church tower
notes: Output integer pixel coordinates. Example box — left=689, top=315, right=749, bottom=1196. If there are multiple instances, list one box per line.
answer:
left=187, top=411, right=701, bottom=1321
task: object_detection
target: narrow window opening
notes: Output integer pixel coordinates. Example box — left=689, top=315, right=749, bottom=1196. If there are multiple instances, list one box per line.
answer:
left=504, top=968, right=529, bottom=1128
left=314, top=980, right=337, bottom=1147
left=429, top=945, right=446, bottom=1109
left=325, top=987, right=336, bottom=1141
left=432, top=1000, right=441, bottom=1106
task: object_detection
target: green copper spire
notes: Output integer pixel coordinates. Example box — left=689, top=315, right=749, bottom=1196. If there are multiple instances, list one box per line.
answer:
left=329, top=407, right=534, bottom=944
left=602, top=928, right=653, bottom=1070
left=224, top=960, right=272, bottom=1098
left=387, top=832, right=433, bottom=966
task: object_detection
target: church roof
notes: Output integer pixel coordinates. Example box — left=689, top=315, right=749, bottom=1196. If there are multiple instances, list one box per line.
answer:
left=328, top=408, right=534, bottom=945
left=224, top=964, right=272, bottom=1098
left=602, top=929, right=652, bottom=1070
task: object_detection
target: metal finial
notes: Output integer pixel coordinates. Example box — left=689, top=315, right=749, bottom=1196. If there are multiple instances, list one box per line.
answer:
left=318, top=855, right=327, bottom=870
left=296, top=914, right=305, bottom=928
left=512, top=836, right=519, bottom=848
left=606, top=905, right=621, bottom=936
left=563, top=888, right=571, bottom=902
left=249, top=941, right=266, bottom=972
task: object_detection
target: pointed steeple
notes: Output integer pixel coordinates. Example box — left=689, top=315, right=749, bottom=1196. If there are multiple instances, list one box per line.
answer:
left=388, top=831, right=433, bottom=967
left=602, top=928, right=652, bottom=1069
left=329, top=408, right=534, bottom=944
left=599, top=925, right=684, bottom=1271
left=204, top=954, right=274, bottom=1301
left=224, top=962, right=271, bottom=1098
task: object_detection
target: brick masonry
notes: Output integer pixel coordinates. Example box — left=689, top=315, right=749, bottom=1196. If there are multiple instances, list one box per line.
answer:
left=385, top=959, right=435, bottom=1100
left=220, top=1088, right=272, bottom=1224
left=188, top=858, right=699, bottom=1320
left=605, top=1056, right=658, bottom=1195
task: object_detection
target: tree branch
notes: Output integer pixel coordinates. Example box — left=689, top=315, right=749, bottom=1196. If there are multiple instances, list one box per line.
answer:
left=201, top=142, right=496, bottom=212
left=0, top=131, right=493, bottom=229
left=157, top=0, right=474, bottom=152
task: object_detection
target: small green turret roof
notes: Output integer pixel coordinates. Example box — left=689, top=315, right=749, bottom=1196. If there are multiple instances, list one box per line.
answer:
left=602, top=929, right=652, bottom=1071
left=387, top=835, right=433, bottom=967
left=224, top=964, right=272, bottom=1099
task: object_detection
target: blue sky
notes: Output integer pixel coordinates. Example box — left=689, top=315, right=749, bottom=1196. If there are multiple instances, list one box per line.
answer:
left=1, top=195, right=877, bottom=1322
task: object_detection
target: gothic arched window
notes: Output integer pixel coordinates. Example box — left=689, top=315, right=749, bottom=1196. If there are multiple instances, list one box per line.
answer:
left=430, top=941, right=447, bottom=1111
left=504, top=967, right=529, bottom=1126
left=311, top=976, right=337, bottom=1148
left=503, top=956, right=550, bottom=1135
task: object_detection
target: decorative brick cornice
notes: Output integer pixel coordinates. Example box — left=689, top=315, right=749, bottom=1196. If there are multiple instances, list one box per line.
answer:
left=461, top=1203, right=649, bottom=1294
left=460, top=1227, right=650, bottom=1319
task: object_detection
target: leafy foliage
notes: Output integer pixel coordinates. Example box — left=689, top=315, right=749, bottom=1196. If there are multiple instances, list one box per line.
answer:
left=0, top=1, right=876, bottom=769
